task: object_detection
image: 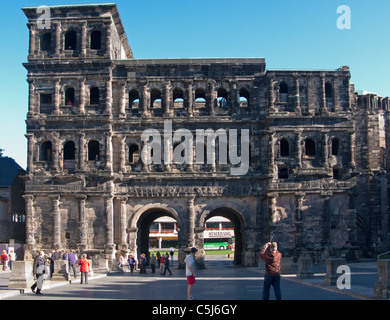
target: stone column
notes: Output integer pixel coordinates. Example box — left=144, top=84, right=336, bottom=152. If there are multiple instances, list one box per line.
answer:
left=209, top=81, right=216, bottom=116
left=349, top=131, right=356, bottom=169
left=119, top=82, right=126, bottom=118
left=26, top=133, right=35, bottom=173
left=187, top=82, right=193, bottom=117
left=142, top=83, right=149, bottom=117
left=76, top=194, right=88, bottom=250
left=105, top=132, right=113, bottom=171
left=80, top=21, right=87, bottom=58
left=119, top=136, right=126, bottom=173
left=105, top=195, right=114, bottom=248
left=119, top=197, right=128, bottom=246
left=294, top=192, right=304, bottom=249
left=322, top=132, right=329, bottom=168
left=27, top=23, right=36, bottom=58
left=23, top=195, right=35, bottom=248
left=187, top=196, right=195, bottom=248
left=105, top=21, right=112, bottom=58
left=50, top=195, right=61, bottom=249
left=268, top=132, right=276, bottom=178
left=333, top=77, right=339, bottom=112
left=78, top=133, right=86, bottom=171
left=79, top=77, right=86, bottom=114
left=230, top=82, right=238, bottom=115
left=295, top=130, right=302, bottom=170
left=164, top=81, right=172, bottom=116
left=320, top=74, right=327, bottom=114
left=104, top=77, right=112, bottom=116
left=52, top=134, right=60, bottom=171
left=307, top=75, right=315, bottom=115
left=268, top=76, right=275, bottom=113
left=27, top=79, right=36, bottom=115
left=54, top=22, right=61, bottom=57
left=53, top=79, right=61, bottom=115
left=294, top=75, right=301, bottom=115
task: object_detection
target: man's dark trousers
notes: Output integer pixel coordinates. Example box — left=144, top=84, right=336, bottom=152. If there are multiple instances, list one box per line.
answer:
left=262, top=274, right=281, bottom=300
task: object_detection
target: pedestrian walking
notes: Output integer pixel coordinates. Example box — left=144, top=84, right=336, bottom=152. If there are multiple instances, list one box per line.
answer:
left=185, top=247, right=197, bottom=300
left=162, top=253, right=172, bottom=276
left=170, top=248, right=174, bottom=261
left=156, top=251, right=161, bottom=266
left=159, top=254, right=165, bottom=274
left=1, top=250, right=8, bottom=271
left=150, top=254, right=156, bottom=273
left=139, top=253, right=147, bottom=274
left=31, top=251, right=48, bottom=295
left=67, top=249, right=78, bottom=278
left=118, top=254, right=125, bottom=273
left=128, top=254, right=136, bottom=272
left=259, top=241, right=282, bottom=300
left=8, top=250, right=16, bottom=271
left=49, top=249, right=60, bottom=279
left=78, top=254, right=90, bottom=284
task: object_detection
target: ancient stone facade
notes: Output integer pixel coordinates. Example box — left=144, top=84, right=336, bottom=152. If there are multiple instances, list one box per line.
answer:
left=22, top=4, right=390, bottom=267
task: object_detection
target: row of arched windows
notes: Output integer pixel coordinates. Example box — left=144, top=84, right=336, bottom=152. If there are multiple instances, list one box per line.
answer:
left=276, top=81, right=334, bottom=101
left=128, top=87, right=251, bottom=109
left=278, top=137, right=341, bottom=157
left=39, top=140, right=140, bottom=164
left=40, top=29, right=102, bottom=52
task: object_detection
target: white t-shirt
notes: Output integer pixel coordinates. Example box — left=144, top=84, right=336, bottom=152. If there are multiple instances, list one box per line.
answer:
left=185, top=254, right=196, bottom=277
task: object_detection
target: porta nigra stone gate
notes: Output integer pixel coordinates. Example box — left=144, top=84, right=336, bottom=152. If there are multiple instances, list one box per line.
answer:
left=22, top=4, right=390, bottom=268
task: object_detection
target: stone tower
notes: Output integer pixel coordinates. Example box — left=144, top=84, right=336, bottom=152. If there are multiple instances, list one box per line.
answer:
left=22, top=4, right=390, bottom=267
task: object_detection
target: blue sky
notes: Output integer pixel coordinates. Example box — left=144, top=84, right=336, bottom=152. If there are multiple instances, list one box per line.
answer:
left=1, top=0, right=389, bottom=169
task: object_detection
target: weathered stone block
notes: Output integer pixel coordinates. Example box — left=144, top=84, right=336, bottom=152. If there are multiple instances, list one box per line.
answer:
left=374, top=259, right=390, bottom=299
left=323, top=258, right=346, bottom=286
left=51, top=259, right=69, bottom=281
left=8, top=261, right=34, bottom=289
left=296, top=257, right=314, bottom=279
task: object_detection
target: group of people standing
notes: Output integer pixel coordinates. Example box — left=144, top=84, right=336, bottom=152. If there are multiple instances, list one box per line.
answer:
left=0, top=250, right=17, bottom=271
left=118, top=249, right=175, bottom=276
left=30, top=250, right=91, bottom=295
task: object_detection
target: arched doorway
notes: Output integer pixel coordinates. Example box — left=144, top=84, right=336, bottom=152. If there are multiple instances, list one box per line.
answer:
left=203, top=207, right=244, bottom=266
left=133, top=206, right=181, bottom=264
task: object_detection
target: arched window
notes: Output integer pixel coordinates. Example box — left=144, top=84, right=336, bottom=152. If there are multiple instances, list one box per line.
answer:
left=63, top=141, right=75, bottom=160
left=129, top=144, right=139, bottom=163
left=65, top=30, right=77, bottom=50
left=41, top=32, right=51, bottom=51
left=90, top=87, right=99, bottom=105
left=325, top=82, right=333, bottom=98
left=173, top=88, right=184, bottom=108
left=90, top=30, right=101, bottom=50
left=88, top=140, right=100, bottom=161
left=239, top=88, right=250, bottom=107
left=65, top=88, right=75, bottom=106
left=305, top=138, right=316, bottom=156
left=280, top=138, right=290, bottom=157
left=150, top=89, right=162, bottom=109
left=129, top=90, right=140, bottom=109
left=331, top=138, right=340, bottom=156
left=279, top=82, right=288, bottom=103
left=39, top=141, right=52, bottom=161
left=217, top=88, right=228, bottom=108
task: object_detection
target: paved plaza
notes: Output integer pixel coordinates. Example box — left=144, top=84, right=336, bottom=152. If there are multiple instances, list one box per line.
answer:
left=0, top=255, right=382, bottom=302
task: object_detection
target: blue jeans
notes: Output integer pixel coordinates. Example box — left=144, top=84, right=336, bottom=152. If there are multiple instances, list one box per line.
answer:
left=262, top=274, right=281, bottom=300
